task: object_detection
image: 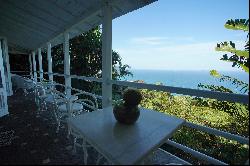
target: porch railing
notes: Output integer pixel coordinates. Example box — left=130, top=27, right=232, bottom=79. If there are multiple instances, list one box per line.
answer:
left=11, top=70, right=249, bottom=165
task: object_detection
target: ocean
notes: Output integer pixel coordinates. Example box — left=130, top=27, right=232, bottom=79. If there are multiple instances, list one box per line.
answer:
left=123, top=69, right=249, bottom=94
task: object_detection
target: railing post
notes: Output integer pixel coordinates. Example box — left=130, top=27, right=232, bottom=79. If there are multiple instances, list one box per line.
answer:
left=3, top=39, right=13, bottom=96
left=47, top=42, right=53, bottom=82
left=32, top=51, right=37, bottom=82
left=29, top=54, right=33, bottom=79
left=101, top=1, right=112, bottom=108
left=38, top=48, right=43, bottom=81
left=64, top=32, right=71, bottom=97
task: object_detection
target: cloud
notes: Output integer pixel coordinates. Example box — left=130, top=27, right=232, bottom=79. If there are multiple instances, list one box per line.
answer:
left=130, top=36, right=195, bottom=45
left=114, top=40, right=246, bottom=71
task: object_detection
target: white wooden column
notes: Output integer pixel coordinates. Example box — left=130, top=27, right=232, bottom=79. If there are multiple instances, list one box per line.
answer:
left=29, top=54, right=33, bottom=79
left=38, top=48, right=43, bottom=81
left=47, top=43, right=53, bottom=82
left=101, top=2, right=112, bottom=108
left=32, top=51, right=37, bottom=82
left=0, top=40, right=9, bottom=116
left=64, top=32, right=71, bottom=97
left=3, top=39, right=13, bottom=96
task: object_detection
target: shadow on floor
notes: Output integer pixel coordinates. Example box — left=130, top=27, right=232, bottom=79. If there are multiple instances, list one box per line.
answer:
left=0, top=91, right=99, bottom=165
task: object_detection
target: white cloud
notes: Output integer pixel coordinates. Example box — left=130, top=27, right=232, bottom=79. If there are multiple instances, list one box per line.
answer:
left=130, top=36, right=195, bottom=45
left=114, top=40, right=246, bottom=71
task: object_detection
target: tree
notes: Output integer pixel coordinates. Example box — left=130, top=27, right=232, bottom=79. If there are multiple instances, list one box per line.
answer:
left=42, top=26, right=132, bottom=95
left=198, top=19, right=249, bottom=94
left=197, top=19, right=249, bottom=137
left=216, top=19, right=249, bottom=73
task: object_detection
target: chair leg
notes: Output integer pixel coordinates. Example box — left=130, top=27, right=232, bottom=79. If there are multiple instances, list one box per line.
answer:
left=67, top=124, right=71, bottom=139
left=82, top=141, right=88, bottom=165
left=73, top=137, right=78, bottom=154
left=56, top=121, right=61, bottom=133
left=42, top=100, right=48, bottom=111
left=96, top=153, right=103, bottom=165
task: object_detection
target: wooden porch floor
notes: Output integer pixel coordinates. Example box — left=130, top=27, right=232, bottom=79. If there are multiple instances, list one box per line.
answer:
left=0, top=90, right=190, bottom=165
left=0, top=90, right=100, bottom=165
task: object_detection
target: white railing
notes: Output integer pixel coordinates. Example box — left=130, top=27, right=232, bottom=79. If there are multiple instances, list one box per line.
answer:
left=166, top=140, right=228, bottom=165
left=11, top=71, right=249, bottom=164
left=110, top=80, right=248, bottom=105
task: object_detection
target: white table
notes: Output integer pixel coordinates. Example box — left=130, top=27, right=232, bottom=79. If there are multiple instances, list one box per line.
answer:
left=68, top=106, right=185, bottom=165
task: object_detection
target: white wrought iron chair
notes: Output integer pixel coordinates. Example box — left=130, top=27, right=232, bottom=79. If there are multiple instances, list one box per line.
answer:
left=50, top=90, right=81, bottom=133
left=37, top=81, right=57, bottom=110
left=67, top=93, right=98, bottom=164
left=33, top=81, right=48, bottom=113
left=51, top=89, right=98, bottom=164
left=22, top=77, right=36, bottom=97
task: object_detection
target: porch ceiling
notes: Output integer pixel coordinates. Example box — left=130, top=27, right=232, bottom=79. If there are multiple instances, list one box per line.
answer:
left=0, top=0, right=156, bottom=54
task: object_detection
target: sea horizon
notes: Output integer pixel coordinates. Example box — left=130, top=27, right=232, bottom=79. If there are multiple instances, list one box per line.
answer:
left=122, top=69, right=249, bottom=94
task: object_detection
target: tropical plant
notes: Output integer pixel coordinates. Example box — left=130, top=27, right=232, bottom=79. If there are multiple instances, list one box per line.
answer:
left=216, top=19, right=249, bottom=73
left=198, top=19, right=249, bottom=95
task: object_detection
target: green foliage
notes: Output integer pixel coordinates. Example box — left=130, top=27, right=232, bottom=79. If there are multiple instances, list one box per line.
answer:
left=47, top=26, right=132, bottom=94
left=187, top=19, right=250, bottom=164
left=139, top=88, right=249, bottom=164
left=216, top=19, right=249, bottom=73
left=123, top=88, right=142, bottom=107
left=198, top=83, right=233, bottom=93
left=224, top=19, right=249, bottom=31
left=216, top=41, right=249, bottom=58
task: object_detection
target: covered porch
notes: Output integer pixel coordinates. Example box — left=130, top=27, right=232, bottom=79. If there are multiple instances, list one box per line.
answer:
left=0, top=0, right=249, bottom=165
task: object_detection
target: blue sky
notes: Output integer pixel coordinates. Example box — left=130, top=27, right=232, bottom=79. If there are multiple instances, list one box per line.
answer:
left=112, top=0, right=249, bottom=71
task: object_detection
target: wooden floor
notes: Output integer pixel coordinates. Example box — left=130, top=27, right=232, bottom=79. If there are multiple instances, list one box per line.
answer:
left=0, top=90, right=190, bottom=165
left=0, top=90, right=100, bottom=165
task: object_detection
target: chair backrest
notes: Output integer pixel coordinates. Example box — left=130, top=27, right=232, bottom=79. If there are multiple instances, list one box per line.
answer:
left=50, top=89, right=98, bottom=116
left=72, top=91, right=98, bottom=112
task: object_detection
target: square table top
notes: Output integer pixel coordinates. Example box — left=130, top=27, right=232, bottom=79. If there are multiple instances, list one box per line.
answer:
left=68, top=106, right=185, bottom=165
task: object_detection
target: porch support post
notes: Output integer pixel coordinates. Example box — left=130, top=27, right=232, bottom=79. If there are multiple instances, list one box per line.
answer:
left=0, top=40, right=9, bottom=116
left=38, top=48, right=43, bottom=81
left=29, top=54, right=33, bottom=79
left=47, top=43, right=53, bottom=82
left=32, top=51, right=37, bottom=82
left=101, top=2, right=112, bottom=108
left=64, top=32, right=71, bottom=97
left=3, top=39, right=13, bottom=96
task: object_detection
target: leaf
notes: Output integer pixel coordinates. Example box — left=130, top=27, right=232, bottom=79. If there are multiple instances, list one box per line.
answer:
left=225, top=19, right=249, bottom=31
left=239, top=64, right=249, bottom=73
left=210, top=70, right=221, bottom=78
left=216, top=42, right=249, bottom=58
